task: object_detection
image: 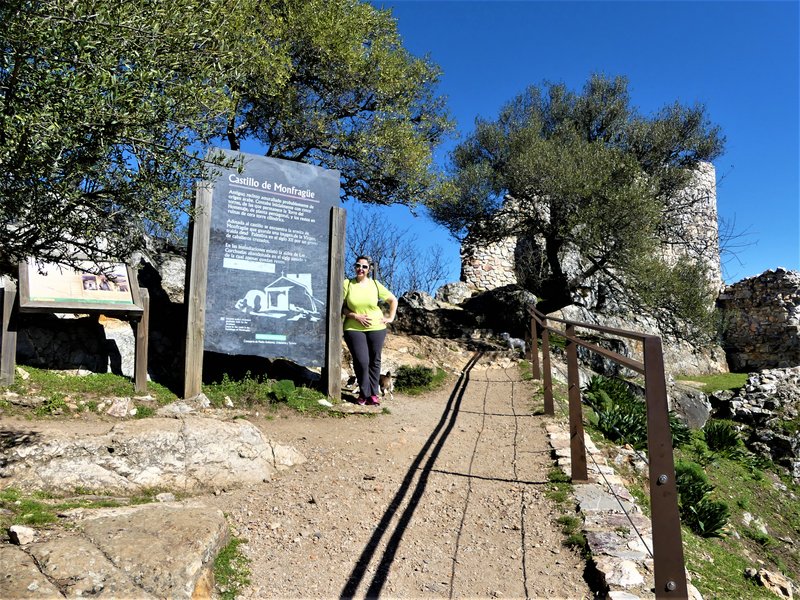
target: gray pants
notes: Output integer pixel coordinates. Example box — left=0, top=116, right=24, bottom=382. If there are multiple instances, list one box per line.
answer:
left=343, top=329, right=387, bottom=398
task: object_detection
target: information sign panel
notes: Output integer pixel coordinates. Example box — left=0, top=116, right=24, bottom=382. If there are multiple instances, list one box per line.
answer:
left=203, top=150, right=340, bottom=367
left=19, top=259, right=142, bottom=314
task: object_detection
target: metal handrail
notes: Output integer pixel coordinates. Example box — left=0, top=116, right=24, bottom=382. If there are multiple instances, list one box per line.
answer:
left=528, top=305, right=688, bottom=599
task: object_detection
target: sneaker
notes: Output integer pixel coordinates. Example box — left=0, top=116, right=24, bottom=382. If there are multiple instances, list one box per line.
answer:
left=368, top=395, right=380, bottom=406
left=356, top=397, right=367, bottom=406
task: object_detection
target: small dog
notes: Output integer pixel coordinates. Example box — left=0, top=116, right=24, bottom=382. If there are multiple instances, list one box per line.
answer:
left=499, top=332, right=526, bottom=357
left=379, top=371, right=395, bottom=401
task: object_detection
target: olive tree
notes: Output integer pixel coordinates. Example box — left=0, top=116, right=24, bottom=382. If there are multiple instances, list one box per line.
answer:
left=428, top=74, right=725, bottom=336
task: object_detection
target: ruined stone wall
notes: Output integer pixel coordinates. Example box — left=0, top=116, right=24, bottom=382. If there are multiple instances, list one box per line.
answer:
left=460, top=163, right=722, bottom=295
left=460, top=235, right=518, bottom=291
left=718, top=268, right=800, bottom=371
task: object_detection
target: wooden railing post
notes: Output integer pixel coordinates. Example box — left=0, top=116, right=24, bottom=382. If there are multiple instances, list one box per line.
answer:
left=566, top=324, right=588, bottom=482
left=0, top=278, right=17, bottom=386
left=134, top=288, right=150, bottom=394
left=541, top=318, right=553, bottom=415
left=325, top=207, right=346, bottom=401
left=530, top=316, right=540, bottom=379
left=644, top=336, right=688, bottom=599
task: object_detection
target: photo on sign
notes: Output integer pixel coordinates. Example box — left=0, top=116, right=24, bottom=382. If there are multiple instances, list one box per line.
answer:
left=234, top=273, right=324, bottom=321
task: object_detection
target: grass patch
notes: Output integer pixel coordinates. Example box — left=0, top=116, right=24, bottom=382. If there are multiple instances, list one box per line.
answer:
left=7, top=366, right=179, bottom=409
left=203, top=373, right=332, bottom=415
left=0, top=488, right=130, bottom=531
left=214, top=536, right=251, bottom=600
left=394, top=366, right=447, bottom=395
left=518, top=360, right=533, bottom=381
left=676, top=372, right=748, bottom=394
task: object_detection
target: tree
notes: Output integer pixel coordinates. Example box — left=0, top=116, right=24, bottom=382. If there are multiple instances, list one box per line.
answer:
left=219, top=0, right=452, bottom=208
left=428, top=75, right=725, bottom=336
left=1, top=0, right=451, bottom=275
left=344, top=204, right=448, bottom=297
left=0, top=0, right=247, bottom=274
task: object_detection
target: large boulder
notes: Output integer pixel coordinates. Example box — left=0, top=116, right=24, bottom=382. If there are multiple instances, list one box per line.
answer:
left=393, top=290, right=477, bottom=338
left=0, top=502, right=228, bottom=600
left=0, top=416, right=305, bottom=494
left=461, top=284, right=538, bottom=339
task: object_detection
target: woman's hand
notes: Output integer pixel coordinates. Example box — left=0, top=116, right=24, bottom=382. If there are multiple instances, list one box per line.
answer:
left=352, top=313, right=372, bottom=327
left=381, top=316, right=394, bottom=324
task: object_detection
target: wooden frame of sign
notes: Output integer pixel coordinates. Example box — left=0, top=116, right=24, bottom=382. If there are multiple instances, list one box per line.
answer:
left=0, top=261, right=150, bottom=391
left=183, top=182, right=346, bottom=400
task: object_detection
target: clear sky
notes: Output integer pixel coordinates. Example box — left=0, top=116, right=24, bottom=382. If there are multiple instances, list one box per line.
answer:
left=366, top=0, right=799, bottom=286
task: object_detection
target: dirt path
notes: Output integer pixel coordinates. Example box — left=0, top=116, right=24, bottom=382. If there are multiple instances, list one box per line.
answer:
left=204, top=352, right=592, bottom=599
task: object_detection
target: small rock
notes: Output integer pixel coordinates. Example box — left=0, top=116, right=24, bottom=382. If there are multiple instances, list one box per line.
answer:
left=9, top=525, right=36, bottom=545
left=106, top=397, right=134, bottom=418
left=317, top=399, right=333, bottom=407
left=224, top=396, right=234, bottom=408
left=15, top=367, right=30, bottom=380
left=155, top=493, right=176, bottom=503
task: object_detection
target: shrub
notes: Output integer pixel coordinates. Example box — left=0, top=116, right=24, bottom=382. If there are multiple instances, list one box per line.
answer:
left=395, top=365, right=435, bottom=390
left=674, top=459, right=729, bottom=537
left=703, top=419, right=744, bottom=457
left=583, top=375, right=689, bottom=449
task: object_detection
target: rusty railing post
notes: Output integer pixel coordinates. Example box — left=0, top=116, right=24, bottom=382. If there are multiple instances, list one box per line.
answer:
left=530, top=315, right=540, bottom=379
left=566, top=324, right=588, bottom=482
left=541, top=318, right=554, bottom=415
left=644, top=336, right=688, bottom=599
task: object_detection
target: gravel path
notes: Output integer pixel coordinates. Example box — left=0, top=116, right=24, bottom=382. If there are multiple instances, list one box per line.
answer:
left=205, top=352, right=592, bottom=599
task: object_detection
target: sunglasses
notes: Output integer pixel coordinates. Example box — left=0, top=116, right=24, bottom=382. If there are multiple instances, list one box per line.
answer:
left=354, top=263, right=369, bottom=270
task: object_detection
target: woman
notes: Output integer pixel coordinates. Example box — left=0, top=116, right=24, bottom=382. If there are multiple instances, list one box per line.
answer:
left=342, top=255, right=397, bottom=405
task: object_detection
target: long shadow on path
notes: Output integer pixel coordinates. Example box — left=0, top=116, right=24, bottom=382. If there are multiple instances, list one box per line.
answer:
left=340, top=351, right=483, bottom=599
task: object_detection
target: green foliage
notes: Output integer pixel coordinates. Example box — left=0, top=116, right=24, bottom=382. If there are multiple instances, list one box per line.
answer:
left=34, top=393, right=69, bottom=416
left=133, top=405, right=156, bottom=419
left=0, top=0, right=238, bottom=270
left=0, top=488, right=128, bottom=531
left=204, top=373, right=273, bottom=407
left=675, top=459, right=729, bottom=537
left=0, top=0, right=451, bottom=274
left=394, top=365, right=447, bottom=394
left=428, top=73, right=724, bottom=328
left=203, top=373, right=329, bottom=415
left=7, top=367, right=178, bottom=406
left=582, top=375, right=689, bottom=450
left=395, top=365, right=434, bottom=389
left=214, top=537, right=252, bottom=600
left=703, top=420, right=743, bottom=455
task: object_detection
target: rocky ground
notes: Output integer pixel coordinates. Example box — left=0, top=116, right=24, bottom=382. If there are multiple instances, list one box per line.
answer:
left=1, top=336, right=599, bottom=599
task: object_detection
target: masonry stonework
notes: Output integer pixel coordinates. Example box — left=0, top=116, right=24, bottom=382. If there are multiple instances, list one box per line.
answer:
left=460, top=163, right=722, bottom=296
left=718, top=268, right=800, bottom=371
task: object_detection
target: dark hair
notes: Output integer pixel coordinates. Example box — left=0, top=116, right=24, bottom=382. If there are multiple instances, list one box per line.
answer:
left=355, top=255, right=372, bottom=266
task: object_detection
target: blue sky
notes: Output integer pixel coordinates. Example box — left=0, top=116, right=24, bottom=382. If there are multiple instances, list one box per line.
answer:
left=366, top=0, right=799, bottom=286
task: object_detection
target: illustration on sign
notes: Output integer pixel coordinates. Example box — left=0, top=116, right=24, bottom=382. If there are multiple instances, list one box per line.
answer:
left=234, top=273, right=323, bottom=321
left=203, top=149, right=340, bottom=367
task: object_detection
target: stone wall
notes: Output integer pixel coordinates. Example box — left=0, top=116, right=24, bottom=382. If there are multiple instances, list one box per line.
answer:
left=460, top=235, right=518, bottom=292
left=718, top=268, right=800, bottom=371
left=460, top=163, right=722, bottom=297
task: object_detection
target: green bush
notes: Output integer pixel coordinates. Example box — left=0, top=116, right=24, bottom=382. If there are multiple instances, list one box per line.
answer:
left=675, top=459, right=729, bottom=537
left=395, top=365, right=435, bottom=390
left=270, top=379, right=296, bottom=402
left=703, top=420, right=744, bottom=457
left=675, top=460, right=713, bottom=505
left=583, top=375, right=689, bottom=450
